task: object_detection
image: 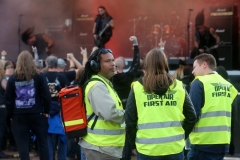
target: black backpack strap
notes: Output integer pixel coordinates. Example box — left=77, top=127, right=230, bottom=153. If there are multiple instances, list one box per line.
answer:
left=87, top=112, right=99, bottom=130
left=91, top=115, right=99, bottom=130
left=87, top=112, right=95, bottom=121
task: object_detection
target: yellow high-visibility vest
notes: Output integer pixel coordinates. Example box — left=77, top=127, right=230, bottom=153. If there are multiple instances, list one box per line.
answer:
left=83, top=75, right=125, bottom=147
left=133, top=80, right=185, bottom=156
left=190, top=74, right=238, bottom=144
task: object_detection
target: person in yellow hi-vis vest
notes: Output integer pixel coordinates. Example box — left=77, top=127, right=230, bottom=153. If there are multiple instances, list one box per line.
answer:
left=125, top=48, right=197, bottom=159
left=78, top=48, right=125, bottom=160
left=188, top=53, right=238, bottom=160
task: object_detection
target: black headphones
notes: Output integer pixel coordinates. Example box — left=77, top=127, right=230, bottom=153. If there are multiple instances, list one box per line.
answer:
left=90, top=57, right=100, bottom=72
left=90, top=48, right=112, bottom=72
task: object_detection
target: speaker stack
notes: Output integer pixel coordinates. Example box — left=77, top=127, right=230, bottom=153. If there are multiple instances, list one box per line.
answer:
left=209, top=6, right=239, bottom=70
left=73, top=12, right=95, bottom=53
left=47, top=26, right=73, bottom=58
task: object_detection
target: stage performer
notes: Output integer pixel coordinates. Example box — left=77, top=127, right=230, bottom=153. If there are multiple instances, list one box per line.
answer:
left=93, top=6, right=114, bottom=48
left=21, top=27, right=54, bottom=59
left=190, top=10, right=220, bottom=65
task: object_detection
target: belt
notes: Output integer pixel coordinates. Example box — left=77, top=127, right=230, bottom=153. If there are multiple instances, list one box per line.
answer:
left=0, top=104, right=6, bottom=108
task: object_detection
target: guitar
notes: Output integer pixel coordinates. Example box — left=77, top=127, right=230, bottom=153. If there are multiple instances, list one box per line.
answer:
left=204, top=41, right=225, bottom=53
left=96, top=19, right=113, bottom=46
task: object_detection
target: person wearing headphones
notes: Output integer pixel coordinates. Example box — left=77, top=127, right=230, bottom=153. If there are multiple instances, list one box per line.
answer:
left=78, top=48, right=125, bottom=160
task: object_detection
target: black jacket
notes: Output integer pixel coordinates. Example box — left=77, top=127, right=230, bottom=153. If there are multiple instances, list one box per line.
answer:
left=4, top=73, right=51, bottom=118
left=125, top=79, right=197, bottom=147
left=95, top=15, right=113, bottom=37
left=111, top=45, right=141, bottom=108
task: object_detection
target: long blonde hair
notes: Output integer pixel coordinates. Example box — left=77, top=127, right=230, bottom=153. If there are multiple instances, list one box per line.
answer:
left=142, top=48, right=175, bottom=93
left=172, top=65, right=185, bottom=80
left=15, top=51, right=39, bottom=81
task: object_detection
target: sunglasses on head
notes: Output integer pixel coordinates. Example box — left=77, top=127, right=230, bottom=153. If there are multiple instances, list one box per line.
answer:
left=91, top=48, right=113, bottom=61
left=99, top=48, right=112, bottom=54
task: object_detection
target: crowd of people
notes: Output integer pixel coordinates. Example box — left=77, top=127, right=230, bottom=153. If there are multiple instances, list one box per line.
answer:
left=0, top=6, right=238, bottom=160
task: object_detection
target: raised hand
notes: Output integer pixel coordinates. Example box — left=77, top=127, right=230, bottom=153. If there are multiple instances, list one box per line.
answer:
left=129, top=36, right=138, bottom=46
left=32, top=46, right=37, bottom=53
left=67, top=53, right=74, bottom=61
left=32, top=46, right=39, bottom=61
left=158, top=38, right=166, bottom=49
left=1, top=50, right=7, bottom=60
left=1, top=50, right=7, bottom=56
left=80, top=47, right=87, bottom=57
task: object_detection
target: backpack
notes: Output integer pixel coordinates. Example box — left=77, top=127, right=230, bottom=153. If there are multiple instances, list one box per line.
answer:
left=58, top=78, right=103, bottom=139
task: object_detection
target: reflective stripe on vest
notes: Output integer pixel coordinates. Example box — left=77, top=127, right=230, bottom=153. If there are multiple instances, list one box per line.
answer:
left=87, top=128, right=125, bottom=135
left=83, top=75, right=125, bottom=147
left=136, top=134, right=185, bottom=144
left=201, top=111, right=231, bottom=118
left=190, top=74, right=238, bottom=145
left=133, top=80, right=185, bottom=156
left=138, top=121, right=182, bottom=130
left=64, top=119, right=84, bottom=126
left=193, top=126, right=231, bottom=133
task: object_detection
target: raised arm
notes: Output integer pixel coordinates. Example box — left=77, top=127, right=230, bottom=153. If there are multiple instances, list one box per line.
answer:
left=80, top=47, right=88, bottom=67
left=32, top=46, right=39, bottom=61
left=67, top=53, right=83, bottom=71
left=128, top=36, right=140, bottom=73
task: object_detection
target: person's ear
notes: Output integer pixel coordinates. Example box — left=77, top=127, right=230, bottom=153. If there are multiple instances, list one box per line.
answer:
left=202, top=62, right=207, bottom=69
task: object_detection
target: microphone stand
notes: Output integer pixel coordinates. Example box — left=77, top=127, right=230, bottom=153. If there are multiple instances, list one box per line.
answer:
left=128, top=17, right=141, bottom=36
left=133, top=19, right=136, bottom=36
left=18, top=15, right=23, bottom=54
left=187, top=9, right=193, bottom=58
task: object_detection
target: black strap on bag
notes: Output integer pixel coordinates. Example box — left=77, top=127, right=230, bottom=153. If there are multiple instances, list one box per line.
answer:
left=87, top=113, right=98, bottom=130
left=83, top=78, right=106, bottom=130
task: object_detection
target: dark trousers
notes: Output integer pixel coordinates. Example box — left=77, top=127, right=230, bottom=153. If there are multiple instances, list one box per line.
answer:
left=47, top=134, right=67, bottom=160
left=0, top=108, right=7, bottom=152
left=67, top=138, right=81, bottom=159
left=6, top=115, right=16, bottom=149
left=187, top=148, right=225, bottom=160
left=121, top=135, right=133, bottom=160
left=94, top=36, right=111, bottom=48
left=12, top=114, right=49, bottom=160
